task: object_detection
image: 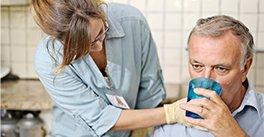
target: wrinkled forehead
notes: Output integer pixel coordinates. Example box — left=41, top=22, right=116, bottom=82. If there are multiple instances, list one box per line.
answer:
left=188, top=31, right=242, bottom=63
left=189, top=31, right=241, bottom=50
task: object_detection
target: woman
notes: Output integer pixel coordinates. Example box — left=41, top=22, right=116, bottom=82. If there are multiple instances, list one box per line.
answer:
left=30, top=0, right=188, bottom=136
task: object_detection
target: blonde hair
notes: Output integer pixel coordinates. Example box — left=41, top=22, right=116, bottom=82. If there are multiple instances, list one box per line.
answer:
left=30, top=0, right=107, bottom=79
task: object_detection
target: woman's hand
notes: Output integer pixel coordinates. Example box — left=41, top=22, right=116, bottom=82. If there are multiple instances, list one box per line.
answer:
left=180, top=88, right=248, bottom=137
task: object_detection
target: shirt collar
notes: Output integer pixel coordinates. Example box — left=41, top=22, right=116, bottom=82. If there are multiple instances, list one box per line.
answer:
left=106, top=14, right=125, bottom=39
left=101, top=4, right=125, bottom=39
left=233, top=78, right=262, bottom=119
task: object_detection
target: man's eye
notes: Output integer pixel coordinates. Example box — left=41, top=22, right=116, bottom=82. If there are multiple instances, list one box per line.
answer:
left=217, top=67, right=226, bottom=72
left=193, top=65, right=201, bottom=69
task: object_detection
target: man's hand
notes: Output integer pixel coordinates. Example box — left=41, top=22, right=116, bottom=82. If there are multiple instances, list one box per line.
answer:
left=180, top=88, right=248, bottom=137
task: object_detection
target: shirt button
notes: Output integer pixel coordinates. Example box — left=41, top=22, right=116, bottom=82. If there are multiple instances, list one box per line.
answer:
left=74, top=115, right=79, bottom=118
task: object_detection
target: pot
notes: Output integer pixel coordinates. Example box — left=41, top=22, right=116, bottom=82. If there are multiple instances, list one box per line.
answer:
left=17, top=113, right=43, bottom=137
left=1, top=113, right=19, bottom=137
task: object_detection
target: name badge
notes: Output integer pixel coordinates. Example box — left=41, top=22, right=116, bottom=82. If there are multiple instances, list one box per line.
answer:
left=103, top=88, right=130, bottom=109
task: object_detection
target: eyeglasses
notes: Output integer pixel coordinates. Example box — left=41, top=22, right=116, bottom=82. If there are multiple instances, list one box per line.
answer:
left=91, top=21, right=109, bottom=46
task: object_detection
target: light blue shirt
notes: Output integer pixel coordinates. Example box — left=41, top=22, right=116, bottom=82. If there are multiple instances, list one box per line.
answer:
left=34, top=3, right=165, bottom=137
left=152, top=79, right=264, bottom=137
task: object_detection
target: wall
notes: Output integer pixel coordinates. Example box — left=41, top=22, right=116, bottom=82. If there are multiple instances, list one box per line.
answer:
left=1, top=0, right=264, bottom=93
left=1, top=5, right=44, bottom=78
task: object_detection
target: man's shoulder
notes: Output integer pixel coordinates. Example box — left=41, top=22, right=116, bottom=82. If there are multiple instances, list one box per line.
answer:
left=152, top=124, right=181, bottom=137
left=247, top=79, right=264, bottom=104
left=250, top=84, right=264, bottom=105
left=256, top=90, right=264, bottom=99
left=152, top=124, right=212, bottom=137
left=256, top=91, right=264, bottom=111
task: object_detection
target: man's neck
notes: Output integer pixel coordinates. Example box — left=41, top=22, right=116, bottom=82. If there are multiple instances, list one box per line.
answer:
left=229, top=83, right=247, bottom=113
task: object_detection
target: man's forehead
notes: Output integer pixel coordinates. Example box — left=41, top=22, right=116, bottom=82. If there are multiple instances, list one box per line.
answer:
left=188, top=31, right=242, bottom=66
left=189, top=58, right=233, bottom=67
left=189, top=32, right=241, bottom=50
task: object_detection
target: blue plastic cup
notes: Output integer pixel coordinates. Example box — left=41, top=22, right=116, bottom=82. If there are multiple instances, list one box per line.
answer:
left=186, top=77, right=222, bottom=119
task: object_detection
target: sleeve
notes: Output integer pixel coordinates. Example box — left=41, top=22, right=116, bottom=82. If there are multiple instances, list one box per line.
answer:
left=33, top=38, right=122, bottom=136
left=135, top=19, right=166, bottom=109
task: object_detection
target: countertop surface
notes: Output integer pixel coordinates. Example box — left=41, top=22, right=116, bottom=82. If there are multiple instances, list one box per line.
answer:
left=1, top=79, right=52, bottom=110
left=1, top=79, right=181, bottom=110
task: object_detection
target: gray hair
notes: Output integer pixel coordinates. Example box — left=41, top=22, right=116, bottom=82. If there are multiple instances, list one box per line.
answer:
left=187, top=15, right=254, bottom=70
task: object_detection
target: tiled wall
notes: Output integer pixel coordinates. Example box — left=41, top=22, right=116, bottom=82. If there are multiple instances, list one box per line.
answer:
left=1, top=0, right=264, bottom=93
left=1, top=6, right=44, bottom=78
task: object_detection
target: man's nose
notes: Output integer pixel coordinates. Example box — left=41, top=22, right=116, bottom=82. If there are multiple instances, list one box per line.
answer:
left=204, top=69, right=212, bottom=79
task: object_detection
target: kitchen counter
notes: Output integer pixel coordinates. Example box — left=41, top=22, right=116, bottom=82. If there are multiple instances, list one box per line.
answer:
left=1, top=79, right=182, bottom=110
left=1, top=79, right=52, bottom=110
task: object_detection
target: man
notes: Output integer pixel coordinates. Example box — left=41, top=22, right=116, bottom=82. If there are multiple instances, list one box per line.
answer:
left=152, top=15, right=264, bottom=137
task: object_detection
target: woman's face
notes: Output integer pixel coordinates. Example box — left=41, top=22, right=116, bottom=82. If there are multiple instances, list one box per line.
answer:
left=90, top=18, right=107, bottom=52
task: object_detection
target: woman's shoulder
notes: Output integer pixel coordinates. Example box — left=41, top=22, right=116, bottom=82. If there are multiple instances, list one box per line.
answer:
left=34, top=35, right=63, bottom=70
left=36, top=35, right=63, bottom=54
left=35, top=35, right=57, bottom=48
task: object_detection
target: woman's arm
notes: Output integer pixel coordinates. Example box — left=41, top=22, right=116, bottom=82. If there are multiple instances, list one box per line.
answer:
left=111, top=98, right=207, bottom=131
left=110, top=107, right=166, bottom=131
left=111, top=98, right=198, bottom=131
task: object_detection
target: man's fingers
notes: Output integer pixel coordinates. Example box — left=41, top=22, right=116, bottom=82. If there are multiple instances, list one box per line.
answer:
left=194, top=88, right=223, bottom=105
left=180, top=103, right=211, bottom=119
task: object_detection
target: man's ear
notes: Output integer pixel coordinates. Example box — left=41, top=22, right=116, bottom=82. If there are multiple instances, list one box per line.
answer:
left=242, top=57, right=253, bottom=82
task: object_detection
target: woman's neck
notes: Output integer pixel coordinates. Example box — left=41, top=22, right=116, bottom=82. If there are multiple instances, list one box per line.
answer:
left=90, top=44, right=107, bottom=76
